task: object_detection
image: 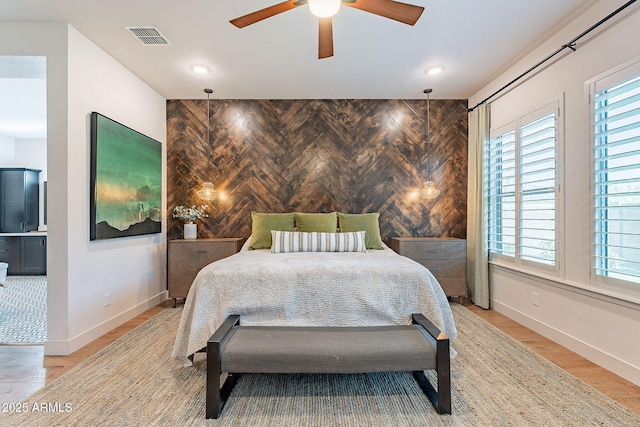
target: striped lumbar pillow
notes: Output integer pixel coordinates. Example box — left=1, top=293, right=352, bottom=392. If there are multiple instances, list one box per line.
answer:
left=271, top=230, right=367, bottom=253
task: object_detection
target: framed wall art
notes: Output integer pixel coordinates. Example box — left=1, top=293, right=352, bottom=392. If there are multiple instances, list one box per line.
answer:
left=90, top=112, right=162, bottom=240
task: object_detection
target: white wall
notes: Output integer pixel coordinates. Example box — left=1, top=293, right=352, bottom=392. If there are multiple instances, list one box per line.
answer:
left=0, top=23, right=167, bottom=355
left=0, top=135, right=15, bottom=165
left=14, top=138, right=47, bottom=171
left=469, top=0, right=640, bottom=386
left=0, top=22, right=71, bottom=355
left=0, top=77, right=47, bottom=139
left=63, top=25, right=166, bottom=351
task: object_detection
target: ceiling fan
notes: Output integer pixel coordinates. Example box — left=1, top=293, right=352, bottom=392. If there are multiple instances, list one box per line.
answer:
left=230, top=0, right=425, bottom=59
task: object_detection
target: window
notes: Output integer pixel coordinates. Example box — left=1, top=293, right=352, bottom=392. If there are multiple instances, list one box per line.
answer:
left=486, top=130, right=516, bottom=258
left=591, top=66, right=640, bottom=286
left=486, top=100, right=560, bottom=272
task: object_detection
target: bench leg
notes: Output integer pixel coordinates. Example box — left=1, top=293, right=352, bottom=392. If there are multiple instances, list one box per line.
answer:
left=413, top=370, right=450, bottom=414
left=412, top=333, right=451, bottom=414
left=206, top=315, right=241, bottom=419
left=206, top=372, right=240, bottom=419
left=205, top=339, right=221, bottom=419
left=435, top=333, right=452, bottom=414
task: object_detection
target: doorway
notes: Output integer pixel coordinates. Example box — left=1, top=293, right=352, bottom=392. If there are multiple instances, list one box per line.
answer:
left=0, top=55, right=47, bottom=344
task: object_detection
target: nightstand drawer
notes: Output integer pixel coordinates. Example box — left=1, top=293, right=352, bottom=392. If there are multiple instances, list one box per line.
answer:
left=412, top=259, right=465, bottom=278
left=170, top=243, right=237, bottom=264
left=397, top=240, right=465, bottom=260
left=436, top=277, right=466, bottom=295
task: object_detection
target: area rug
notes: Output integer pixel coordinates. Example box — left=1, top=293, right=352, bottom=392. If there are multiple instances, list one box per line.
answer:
left=0, top=276, right=47, bottom=344
left=2, top=304, right=638, bottom=426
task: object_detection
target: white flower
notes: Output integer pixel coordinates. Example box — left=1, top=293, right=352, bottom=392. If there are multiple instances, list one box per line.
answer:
left=173, top=205, right=208, bottom=223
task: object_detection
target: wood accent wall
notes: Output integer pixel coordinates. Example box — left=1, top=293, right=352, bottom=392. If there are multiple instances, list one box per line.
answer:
left=166, top=99, right=468, bottom=242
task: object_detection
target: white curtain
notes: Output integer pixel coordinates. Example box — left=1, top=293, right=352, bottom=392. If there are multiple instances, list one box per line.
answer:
left=466, top=104, right=490, bottom=309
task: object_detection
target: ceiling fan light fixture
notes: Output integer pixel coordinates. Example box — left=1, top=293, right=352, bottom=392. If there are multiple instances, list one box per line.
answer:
left=308, top=0, right=341, bottom=18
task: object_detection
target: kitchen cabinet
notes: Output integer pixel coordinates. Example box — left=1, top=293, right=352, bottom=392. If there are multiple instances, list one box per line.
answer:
left=0, top=168, right=40, bottom=232
left=0, top=235, right=46, bottom=275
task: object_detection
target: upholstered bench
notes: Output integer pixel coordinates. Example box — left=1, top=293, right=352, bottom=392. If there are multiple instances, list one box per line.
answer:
left=205, top=313, right=451, bottom=419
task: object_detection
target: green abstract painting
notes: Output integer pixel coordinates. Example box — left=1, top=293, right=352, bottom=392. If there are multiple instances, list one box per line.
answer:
left=90, top=112, right=162, bottom=240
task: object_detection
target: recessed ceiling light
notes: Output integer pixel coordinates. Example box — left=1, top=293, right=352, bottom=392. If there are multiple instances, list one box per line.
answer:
left=192, top=64, right=209, bottom=74
left=427, top=66, right=443, bottom=76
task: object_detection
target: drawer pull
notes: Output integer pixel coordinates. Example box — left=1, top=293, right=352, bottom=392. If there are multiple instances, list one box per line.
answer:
left=197, top=250, right=208, bottom=254
left=425, top=249, right=440, bottom=253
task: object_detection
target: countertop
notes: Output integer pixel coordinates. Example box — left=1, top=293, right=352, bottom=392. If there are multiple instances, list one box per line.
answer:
left=0, top=231, right=47, bottom=237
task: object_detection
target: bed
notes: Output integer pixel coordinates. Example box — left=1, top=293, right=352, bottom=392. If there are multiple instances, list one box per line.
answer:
left=172, top=217, right=458, bottom=366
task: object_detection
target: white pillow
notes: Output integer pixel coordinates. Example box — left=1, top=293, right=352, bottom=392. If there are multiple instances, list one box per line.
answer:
left=271, top=230, right=367, bottom=253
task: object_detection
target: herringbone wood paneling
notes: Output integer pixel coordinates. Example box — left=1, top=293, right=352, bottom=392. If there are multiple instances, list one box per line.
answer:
left=166, top=99, right=468, bottom=241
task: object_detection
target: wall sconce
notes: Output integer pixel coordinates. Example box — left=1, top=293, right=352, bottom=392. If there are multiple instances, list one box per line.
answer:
left=196, top=88, right=219, bottom=201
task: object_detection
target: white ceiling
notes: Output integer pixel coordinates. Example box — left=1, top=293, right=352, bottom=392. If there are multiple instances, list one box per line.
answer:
left=0, top=0, right=603, bottom=137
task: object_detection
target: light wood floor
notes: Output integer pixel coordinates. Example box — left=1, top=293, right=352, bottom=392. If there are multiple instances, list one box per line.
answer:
left=1, top=300, right=639, bottom=416
left=463, top=301, right=640, bottom=415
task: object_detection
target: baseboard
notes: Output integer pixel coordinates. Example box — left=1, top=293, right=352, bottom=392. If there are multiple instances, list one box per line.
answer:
left=44, top=291, right=168, bottom=355
left=492, top=299, right=640, bottom=387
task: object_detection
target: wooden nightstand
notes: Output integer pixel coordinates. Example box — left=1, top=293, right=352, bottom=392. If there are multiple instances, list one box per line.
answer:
left=168, top=238, right=244, bottom=306
left=390, top=237, right=467, bottom=297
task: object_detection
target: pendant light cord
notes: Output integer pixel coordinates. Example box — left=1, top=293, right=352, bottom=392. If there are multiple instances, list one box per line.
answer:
left=204, top=88, right=213, bottom=181
left=424, top=88, right=433, bottom=180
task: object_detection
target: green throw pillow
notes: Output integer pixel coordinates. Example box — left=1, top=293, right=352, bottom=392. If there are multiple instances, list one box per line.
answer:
left=295, top=212, right=338, bottom=233
left=249, top=212, right=295, bottom=249
left=337, top=212, right=384, bottom=250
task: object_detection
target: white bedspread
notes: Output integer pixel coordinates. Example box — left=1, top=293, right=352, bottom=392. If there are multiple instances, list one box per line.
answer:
left=172, top=245, right=458, bottom=366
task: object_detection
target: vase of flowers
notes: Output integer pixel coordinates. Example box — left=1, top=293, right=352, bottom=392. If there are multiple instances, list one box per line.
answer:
left=173, top=205, right=208, bottom=240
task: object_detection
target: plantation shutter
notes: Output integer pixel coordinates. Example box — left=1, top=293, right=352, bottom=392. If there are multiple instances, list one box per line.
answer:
left=486, top=130, right=516, bottom=258
left=519, top=113, right=556, bottom=265
left=593, top=73, right=640, bottom=284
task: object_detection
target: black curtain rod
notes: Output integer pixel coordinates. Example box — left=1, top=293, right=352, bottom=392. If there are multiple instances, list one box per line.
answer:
left=468, top=0, right=638, bottom=112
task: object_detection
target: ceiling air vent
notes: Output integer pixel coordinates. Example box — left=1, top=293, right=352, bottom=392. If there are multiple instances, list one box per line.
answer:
left=125, top=26, right=171, bottom=46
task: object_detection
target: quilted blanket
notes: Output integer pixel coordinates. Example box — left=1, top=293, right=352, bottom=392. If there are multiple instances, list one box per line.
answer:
left=172, top=245, right=457, bottom=366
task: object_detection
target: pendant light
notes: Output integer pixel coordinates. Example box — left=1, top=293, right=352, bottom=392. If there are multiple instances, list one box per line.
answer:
left=196, top=88, right=218, bottom=201
left=421, top=88, right=440, bottom=199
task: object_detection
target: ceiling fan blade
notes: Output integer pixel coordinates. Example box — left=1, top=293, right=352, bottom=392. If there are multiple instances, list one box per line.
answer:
left=345, top=0, right=424, bottom=25
left=318, top=18, right=334, bottom=59
left=230, top=0, right=302, bottom=28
